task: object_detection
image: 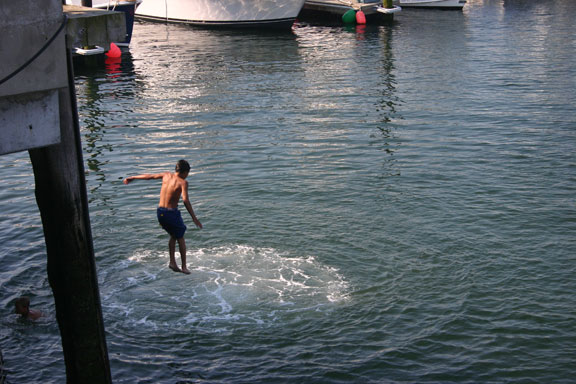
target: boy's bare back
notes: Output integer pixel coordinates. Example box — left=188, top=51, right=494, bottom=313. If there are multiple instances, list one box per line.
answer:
left=158, top=172, right=188, bottom=209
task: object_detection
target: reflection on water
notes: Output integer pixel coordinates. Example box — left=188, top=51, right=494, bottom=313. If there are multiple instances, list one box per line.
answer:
left=374, top=25, right=401, bottom=177
left=375, top=26, right=399, bottom=126
left=74, top=22, right=402, bottom=184
left=74, top=52, right=141, bottom=204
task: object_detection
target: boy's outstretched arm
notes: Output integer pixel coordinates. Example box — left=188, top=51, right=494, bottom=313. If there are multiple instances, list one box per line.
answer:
left=123, top=173, right=165, bottom=184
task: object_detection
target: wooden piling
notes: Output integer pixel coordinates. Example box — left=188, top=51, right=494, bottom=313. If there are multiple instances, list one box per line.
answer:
left=28, top=45, right=112, bottom=384
left=0, top=350, right=5, bottom=384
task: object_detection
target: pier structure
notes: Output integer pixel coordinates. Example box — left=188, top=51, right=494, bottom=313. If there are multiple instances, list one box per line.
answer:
left=0, top=0, right=124, bottom=382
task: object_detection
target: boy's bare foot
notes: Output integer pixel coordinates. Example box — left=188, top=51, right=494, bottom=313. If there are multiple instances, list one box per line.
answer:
left=169, top=264, right=181, bottom=272
left=181, top=267, right=191, bottom=275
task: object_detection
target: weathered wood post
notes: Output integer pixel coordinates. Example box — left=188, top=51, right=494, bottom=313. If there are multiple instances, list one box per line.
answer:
left=1, top=1, right=124, bottom=382
left=28, top=64, right=113, bottom=383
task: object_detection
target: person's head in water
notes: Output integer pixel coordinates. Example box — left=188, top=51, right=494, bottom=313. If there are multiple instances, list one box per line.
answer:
left=14, top=297, right=31, bottom=316
left=175, top=160, right=190, bottom=176
left=14, top=296, right=42, bottom=320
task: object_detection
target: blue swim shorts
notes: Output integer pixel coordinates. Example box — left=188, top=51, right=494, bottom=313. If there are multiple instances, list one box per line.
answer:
left=157, top=207, right=187, bottom=239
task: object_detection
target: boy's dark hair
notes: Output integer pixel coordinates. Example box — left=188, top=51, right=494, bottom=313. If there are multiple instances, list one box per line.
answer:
left=175, top=159, right=190, bottom=174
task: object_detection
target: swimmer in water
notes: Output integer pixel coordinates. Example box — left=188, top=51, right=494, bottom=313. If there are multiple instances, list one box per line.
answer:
left=14, top=297, right=42, bottom=320
left=123, top=159, right=203, bottom=274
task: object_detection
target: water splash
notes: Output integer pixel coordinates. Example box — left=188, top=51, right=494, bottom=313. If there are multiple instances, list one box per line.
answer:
left=101, top=245, right=350, bottom=333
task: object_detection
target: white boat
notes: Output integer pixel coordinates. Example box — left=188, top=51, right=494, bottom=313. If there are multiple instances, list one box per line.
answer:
left=135, top=0, right=306, bottom=29
left=398, top=0, right=465, bottom=9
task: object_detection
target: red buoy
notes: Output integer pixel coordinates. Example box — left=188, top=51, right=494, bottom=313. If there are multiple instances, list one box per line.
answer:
left=356, top=10, right=366, bottom=24
left=106, top=42, right=121, bottom=58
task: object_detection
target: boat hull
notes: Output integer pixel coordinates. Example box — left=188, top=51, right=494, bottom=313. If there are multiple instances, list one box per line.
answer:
left=135, top=0, right=307, bottom=29
left=398, top=0, right=465, bottom=9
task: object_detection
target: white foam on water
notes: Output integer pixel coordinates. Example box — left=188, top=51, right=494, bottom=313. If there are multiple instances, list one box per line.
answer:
left=102, top=245, right=350, bottom=333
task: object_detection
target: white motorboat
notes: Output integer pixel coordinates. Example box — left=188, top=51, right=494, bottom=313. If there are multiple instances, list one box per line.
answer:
left=135, top=0, right=306, bottom=29
left=398, top=0, right=466, bottom=9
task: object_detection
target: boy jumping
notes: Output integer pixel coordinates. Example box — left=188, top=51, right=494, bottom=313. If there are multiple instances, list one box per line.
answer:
left=123, top=160, right=202, bottom=274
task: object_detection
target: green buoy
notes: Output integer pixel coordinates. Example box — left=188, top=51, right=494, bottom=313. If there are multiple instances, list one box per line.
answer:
left=342, top=9, right=356, bottom=24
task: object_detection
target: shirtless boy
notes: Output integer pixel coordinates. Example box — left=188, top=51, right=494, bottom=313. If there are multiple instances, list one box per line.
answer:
left=123, top=160, right=202, bottom=274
